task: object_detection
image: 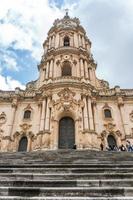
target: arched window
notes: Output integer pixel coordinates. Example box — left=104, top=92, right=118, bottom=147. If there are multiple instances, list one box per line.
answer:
left=64, top=36, right=70, bottom=46
left=18, top=136, right=28, bottom=152
left=62, top=61, right=71, bottom=76
left=23, top=110, right=31, bottom=119
left=104, top=109, right=112, bottom=118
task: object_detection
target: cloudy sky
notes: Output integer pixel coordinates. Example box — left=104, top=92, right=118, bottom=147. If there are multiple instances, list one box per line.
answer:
left=0, top=0, right=133, bottom=90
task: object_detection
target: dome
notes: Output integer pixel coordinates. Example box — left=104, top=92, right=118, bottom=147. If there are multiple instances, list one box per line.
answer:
left=48, top=13, right=86, bottom=34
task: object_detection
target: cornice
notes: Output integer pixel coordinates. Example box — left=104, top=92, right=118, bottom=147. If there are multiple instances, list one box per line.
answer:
left=0, top=83, right=133, bottom=103
left=44, top=46, right=90, bottom=60
left=39, top=81, right=95, bottom=94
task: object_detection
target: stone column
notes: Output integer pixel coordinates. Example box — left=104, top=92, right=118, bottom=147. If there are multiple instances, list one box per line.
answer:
left=55, top=33, right=59, bottom=48
left=78, top=34, right=82, bottom=46
left=40, top=68, right=45, bottom=83
left=93, top=100, right=99, bottom=133
left=49, top=37, right=52, bottom=49
left=39, top=98, right=46, bottom=132
left=49, top=59, right=53, bottom=78
left=53, top=120, right=58, bottom=150
left=27, top=137, right=31, bottom=152
left=82, top=36, right=85, bottom=48
left=80, top=58, right=84, bottom=78
left=118, top=98, right=129, bottom=136
left=51, top=35, right=55, bottom=48
left=37, top=101, right=42, bottom=133
left=83, top=96, right=89, bottom=130
left=74, top=33, right=78, bottom=48
left=75, top=119, right=79, bottom=148
left=92, top=68, right=96, bottom=84
left=53, top=60, right=57, bottom=79
left=89, top=67, right=93, bottom=82
left=45, top=97, right=51, bottom=130
left=84, top=60, right=89, bottom=79
left=43, top=67, right=46, bottom=80
left=45, top=61, right=49, bottom=79
left=87, top=97, right=94, bottom=131
left=8, top=98, right=17, bottom=137
left=76, top=62, right=80, bottom=78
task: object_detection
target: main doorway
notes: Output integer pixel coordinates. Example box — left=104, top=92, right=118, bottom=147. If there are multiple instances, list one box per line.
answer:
left=59, top=117, right=75, bottom=149
left=107, top=134, right=117, bottom=150
left=18, top=136, right=28, bottom=152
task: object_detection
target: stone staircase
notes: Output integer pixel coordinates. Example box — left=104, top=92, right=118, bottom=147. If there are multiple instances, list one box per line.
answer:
left=0, top=150, right=133, bottom=199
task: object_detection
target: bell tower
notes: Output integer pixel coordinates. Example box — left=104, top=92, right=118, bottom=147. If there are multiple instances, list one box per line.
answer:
left=37, top=12, right=105, bottom=89
left=33, top=13, right=109, bottom=150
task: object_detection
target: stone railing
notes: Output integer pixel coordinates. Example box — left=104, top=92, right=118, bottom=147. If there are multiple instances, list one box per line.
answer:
left=99, top=89, right=116, bottom=96
left=0, top=90, right=15, bottom=98
left=52, top=76, right=81, bottom=84
left=121, top=89, right=133, bottom=96
left=0, top=89, right=36, bottom=99
left=99, top=88, right=133, bottom=97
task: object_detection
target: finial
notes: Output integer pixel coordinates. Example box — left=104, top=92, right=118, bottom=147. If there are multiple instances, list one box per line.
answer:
left=65, top=8, right=69, bottom=16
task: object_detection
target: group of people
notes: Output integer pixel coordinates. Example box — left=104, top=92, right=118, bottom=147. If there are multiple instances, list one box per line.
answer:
left=101, top=140, right=133, bottom=152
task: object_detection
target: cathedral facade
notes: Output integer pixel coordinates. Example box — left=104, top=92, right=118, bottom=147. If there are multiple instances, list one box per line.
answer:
left=0, top=13, right=133, bottom=152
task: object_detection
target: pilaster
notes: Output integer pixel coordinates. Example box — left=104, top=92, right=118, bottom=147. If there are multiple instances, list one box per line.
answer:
left=84, top=60, right=89, bottom=79
left=82, top=95, right=89, bottom=130
left=39, top=97, right=46, bottom=132
left=80, top=58, right=84, bottom=78
left=87, top=96, right=94, bottom=131
left=45, top=97, right=51, bottom=130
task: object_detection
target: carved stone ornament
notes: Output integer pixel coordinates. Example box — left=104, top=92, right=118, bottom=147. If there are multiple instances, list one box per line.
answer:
left=104, top=123, right=116, bottom=132
left=115, top=130, right=122, bottom=137
left=63, top=55, right=70, bottom=60
left=130, top=111, right=133, bottom=122
left=58, top=88, right=75, bottom=101
left=101, top=131, right=107, bottom=141
left=20, top=123, right=32, bottom=131
left=25, top=104, right=32, bottom=111
left=103, top=103, right=110, bottom=109
left=53, top=88, right=78, bottom=112
left=0, top=112, right=6, bottom=125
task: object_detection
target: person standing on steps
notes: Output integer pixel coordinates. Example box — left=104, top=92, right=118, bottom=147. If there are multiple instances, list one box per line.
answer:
left=100, top=143, right=104, bottom=151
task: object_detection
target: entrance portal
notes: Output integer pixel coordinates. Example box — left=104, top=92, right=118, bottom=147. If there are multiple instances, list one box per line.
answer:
left=107, top=134, right=117, bottom=150
left=59, top=117, right=75, bottom=149
left=18, top=136, right=28, bottom=152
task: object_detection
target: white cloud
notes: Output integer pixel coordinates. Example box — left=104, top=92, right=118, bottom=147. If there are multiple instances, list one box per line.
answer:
left=0, top=0, right=63, bottom=61
left=0, top=75, right=25, bottom=90
left=2, top=54, right=18, bottom=71
left=0, top=0, right=63, bottom=90
left=0, top=0, right=133, bottom=90
left=63, top=0, right=133, bottom=88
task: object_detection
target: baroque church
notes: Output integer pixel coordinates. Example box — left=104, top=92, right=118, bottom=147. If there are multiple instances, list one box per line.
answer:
left=0, top=12, right=133, bottom=152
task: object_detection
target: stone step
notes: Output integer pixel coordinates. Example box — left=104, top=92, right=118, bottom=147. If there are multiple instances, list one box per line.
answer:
left=1, top=197, right=133, bottom=200
left=1, top=163, right=133, bottom=168
left=1, top=167, right=133, bottom=173
left=0, top=179, right=132, bottom=187
left=0, top=151, right=133, bottom=162
left=0, top=151, right=133, bottom=198
left=0, top=187, right=133, bottom=197
left=0, top=173, right=133, bottom=181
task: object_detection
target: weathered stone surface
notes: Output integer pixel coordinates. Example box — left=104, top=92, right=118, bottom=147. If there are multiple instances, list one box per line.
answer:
left=0, top=150, right=132, bottom=199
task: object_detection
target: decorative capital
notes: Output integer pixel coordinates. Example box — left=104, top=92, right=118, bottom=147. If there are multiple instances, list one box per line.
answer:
left=117, top=97, right=124, bottom=107
left=11, top=98, right=18, bottom=108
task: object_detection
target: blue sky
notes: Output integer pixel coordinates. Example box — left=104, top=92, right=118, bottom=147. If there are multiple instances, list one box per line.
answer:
left=0, top=0, right=133, bottom=90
